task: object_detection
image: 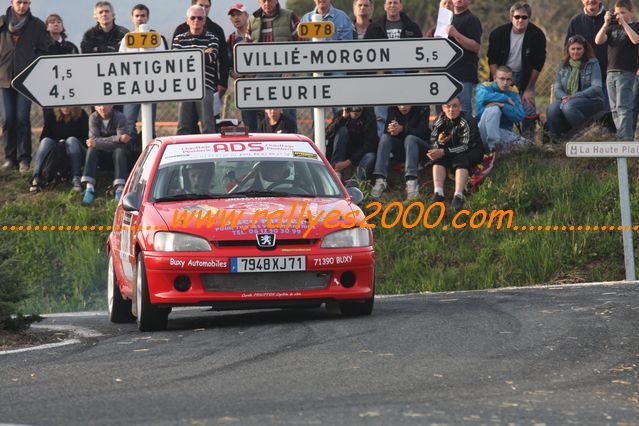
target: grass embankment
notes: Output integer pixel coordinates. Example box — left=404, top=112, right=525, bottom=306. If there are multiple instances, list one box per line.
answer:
left=0, top=146, right=634, bottom=313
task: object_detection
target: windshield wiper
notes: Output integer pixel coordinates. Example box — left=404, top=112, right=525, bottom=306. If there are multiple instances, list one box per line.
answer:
left=226, top=190, right=287, bottom=198
left=154, top=193, right=227, bottom=203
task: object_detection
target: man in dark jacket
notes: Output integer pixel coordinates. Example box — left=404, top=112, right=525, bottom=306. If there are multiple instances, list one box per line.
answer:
left=364, top=0, right=422, bottom=138
left=80, top=1, right=128, bottom=53
left=173, top=0, right=229, bottom=97
left=325, top=107, right=378, bottom=183
left=0, top=0, right=50, bottom=172
left=487, top=2, right=546, bottom=136
left=370, top=104, right=430, bottom=199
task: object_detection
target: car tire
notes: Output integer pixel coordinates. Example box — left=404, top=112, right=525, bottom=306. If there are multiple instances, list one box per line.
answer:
left=107, top=253, right=135, bottom=324
left=135, top=253, right=169, bottom=331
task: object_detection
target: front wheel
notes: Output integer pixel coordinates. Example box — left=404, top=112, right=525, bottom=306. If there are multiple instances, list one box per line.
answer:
left=107, top=253, right=135, bottom=324
left=135, top=253, right=169, bottom=331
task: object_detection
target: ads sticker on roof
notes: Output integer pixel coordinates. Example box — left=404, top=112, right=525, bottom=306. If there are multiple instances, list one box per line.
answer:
left=160, top=141, right=320, bottom=166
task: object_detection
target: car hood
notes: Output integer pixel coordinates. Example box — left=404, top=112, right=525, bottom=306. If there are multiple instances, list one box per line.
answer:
left=153, top=197, right=359, bottom=240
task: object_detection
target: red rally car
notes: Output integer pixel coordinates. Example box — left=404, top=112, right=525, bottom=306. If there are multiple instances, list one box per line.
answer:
left=107, top=128, right=375, bottom=331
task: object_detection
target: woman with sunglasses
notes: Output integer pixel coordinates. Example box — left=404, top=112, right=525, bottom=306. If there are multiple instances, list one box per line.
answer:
left=546, top=36, right=604, bottom=142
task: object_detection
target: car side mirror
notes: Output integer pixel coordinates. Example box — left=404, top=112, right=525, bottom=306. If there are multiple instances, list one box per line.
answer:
left=122, top=192, right=141, bottom=212
left=346, top=186, right=364, bottom=206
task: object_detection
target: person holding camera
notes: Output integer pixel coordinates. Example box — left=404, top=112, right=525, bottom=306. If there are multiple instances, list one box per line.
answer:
left=428, top=96, right=484, bottom=210
left=595, top=0, right=639, bottom=141
left=325, top=106, right=378, bottom=183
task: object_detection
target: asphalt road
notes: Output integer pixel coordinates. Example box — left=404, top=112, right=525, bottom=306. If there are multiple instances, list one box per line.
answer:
left=2, top=282, right=639, bottom=425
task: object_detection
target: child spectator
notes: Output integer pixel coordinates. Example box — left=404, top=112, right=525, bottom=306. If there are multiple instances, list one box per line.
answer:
left=428, top=96, right=484, bottom=210
left=259, top=108, right=296, bottom=133
left=44, top=13, right=78, bottom=55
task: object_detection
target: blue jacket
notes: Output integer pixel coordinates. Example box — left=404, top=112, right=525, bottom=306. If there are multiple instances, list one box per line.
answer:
left=553, top=58, right=603, bottom=102
left=475, top=82, right=525, bottom=130
left=302, top=5, right=353, bottom=41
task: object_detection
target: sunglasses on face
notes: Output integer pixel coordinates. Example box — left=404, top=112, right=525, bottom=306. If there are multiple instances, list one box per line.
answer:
left=513, top=15, right=529, bottom=20
left=189, top=16, right=204, bottom=21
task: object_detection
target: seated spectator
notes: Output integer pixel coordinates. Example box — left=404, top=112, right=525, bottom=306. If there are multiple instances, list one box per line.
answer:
left=428, top=96, right=484, bottom=210
left=30, top=107, right=89, bottom=193
left=81, top=105, right=131, bottom=205
left=475, top=65, right=525, bottom=151
left=370, top=104, right=430, bottom=200
left=546, top=35, right=604, bottom=143
left=325, top=107, right=378, bottom=183
left=259, top=108, right=296, bottom=133
left=45, top=14, right=79, bottom=55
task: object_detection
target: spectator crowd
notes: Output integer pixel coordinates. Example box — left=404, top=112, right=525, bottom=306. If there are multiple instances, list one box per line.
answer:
left=0, top=0, right=632, bottom=209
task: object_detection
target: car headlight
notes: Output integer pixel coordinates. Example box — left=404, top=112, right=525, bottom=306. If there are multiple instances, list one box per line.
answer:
left=154, top=232, right=212, bottom=252
left=321, top=228, right=370, bottom=248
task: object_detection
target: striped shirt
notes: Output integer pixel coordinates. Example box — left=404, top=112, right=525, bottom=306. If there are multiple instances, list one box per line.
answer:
left=172, top=30, right=220, bottom=90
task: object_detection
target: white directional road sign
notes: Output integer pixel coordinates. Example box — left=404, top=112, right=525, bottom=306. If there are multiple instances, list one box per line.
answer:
left=235, top=73, right=462, bottom=109
left=234, top=38, right=463, bottom=74
left=566, top=142, right=639, bottom=157
left=12, top=50, right=204, bottom=108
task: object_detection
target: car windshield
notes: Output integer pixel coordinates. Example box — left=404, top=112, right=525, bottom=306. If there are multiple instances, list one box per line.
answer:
left=150, top=141, right=343, bottom=201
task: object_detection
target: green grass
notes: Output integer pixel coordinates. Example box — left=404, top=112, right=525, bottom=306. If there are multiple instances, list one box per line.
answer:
left=0, top=145, right=636, bottom=314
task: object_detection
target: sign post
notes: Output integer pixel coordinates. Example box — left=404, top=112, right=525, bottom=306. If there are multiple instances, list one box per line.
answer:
left=11, top=49, right=204, bottom=107
left=136, top=24, right=154, bottom=150
left=566, top=141, right=638, bottom=280
left=310, top=14, right=327, bottom=154
left=235, top=73, right=462, bottom=109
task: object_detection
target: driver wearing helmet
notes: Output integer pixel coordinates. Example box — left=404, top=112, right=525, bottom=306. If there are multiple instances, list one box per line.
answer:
left=257, top=160, right=292, bottom=189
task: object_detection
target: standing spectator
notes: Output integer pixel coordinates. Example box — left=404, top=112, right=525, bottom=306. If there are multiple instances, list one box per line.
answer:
left=227, top=3, right=263, bottom=132
left=444, top=0, right=482, bottom=114
left=173, top=0, right=229, bottom=100
left=0, top=0, right=50, bottom=173
left=173, top=5, right=220, bottom=135
left=44, top=13, right=78, bottom=55
left=475, top=65, right=525, bottom=152
left=566, top=0, right=608, bottom=93
left=30, top=107, right=89, bottom=192
left=248, top=0, right=301, bottom=132
left=352, top=0, right=373, bottom=40
left=595, top=0, right=639, bottom=141
left=428, top=96, right=484, bottom=210
left=487, top=2, right=546, bottom=137
left=119, top=4, right=167, bottom=146
left=81, top=1, right=128, bottom=53
left=370, top=104, right=430, bottom=200
left=326, top=106, right=378, bottom=183
left=81, top=105, right=131, bottom=204
left=546, top=36, right=604, bottom=142
left=302, top=0, right=353, bottom=41
left=364, top=0, right=422, bottom=137
left=259, top=108, right=296, bottom=133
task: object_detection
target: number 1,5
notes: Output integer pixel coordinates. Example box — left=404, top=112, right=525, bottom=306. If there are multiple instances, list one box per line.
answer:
left=52, top=65, right=72, bottom=79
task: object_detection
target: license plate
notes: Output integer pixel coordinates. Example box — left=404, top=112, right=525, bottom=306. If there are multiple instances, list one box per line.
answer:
left=230, top=256, right=306, bottom=273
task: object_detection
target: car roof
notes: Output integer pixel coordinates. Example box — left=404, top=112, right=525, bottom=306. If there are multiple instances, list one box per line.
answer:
left=154, top=132, right=312, bottom=146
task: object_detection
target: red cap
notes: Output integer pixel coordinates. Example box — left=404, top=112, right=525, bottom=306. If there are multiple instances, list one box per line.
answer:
left=228, top=3, right=247, bottom=14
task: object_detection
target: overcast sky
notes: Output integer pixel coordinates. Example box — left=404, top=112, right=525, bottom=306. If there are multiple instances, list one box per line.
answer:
left=26, top=1, right=285, bottom=48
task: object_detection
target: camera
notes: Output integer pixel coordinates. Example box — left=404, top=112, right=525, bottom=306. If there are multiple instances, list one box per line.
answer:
left=608, top=11, right=619, bottom=25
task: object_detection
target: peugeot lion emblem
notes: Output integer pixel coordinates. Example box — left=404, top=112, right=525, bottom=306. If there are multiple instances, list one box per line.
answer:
left=256, top=233, right=276, bottom=248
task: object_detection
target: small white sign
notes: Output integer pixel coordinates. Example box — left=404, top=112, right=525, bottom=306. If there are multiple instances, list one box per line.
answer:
left=235, top=73, right=462, bottom=109
left=565, top=142, right=639, bottom=157
left=12, top=50, right=204, bottom=107
left=234, top=38, right=462, bottom=74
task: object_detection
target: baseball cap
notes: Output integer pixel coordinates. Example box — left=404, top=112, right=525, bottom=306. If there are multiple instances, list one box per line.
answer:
left=228, top=3, right=247, bottom=14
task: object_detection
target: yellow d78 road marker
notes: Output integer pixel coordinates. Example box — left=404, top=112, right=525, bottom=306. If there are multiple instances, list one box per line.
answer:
left=297, top=22, right=335, bottom=39
left=124, top=31, right=161, bottom=49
